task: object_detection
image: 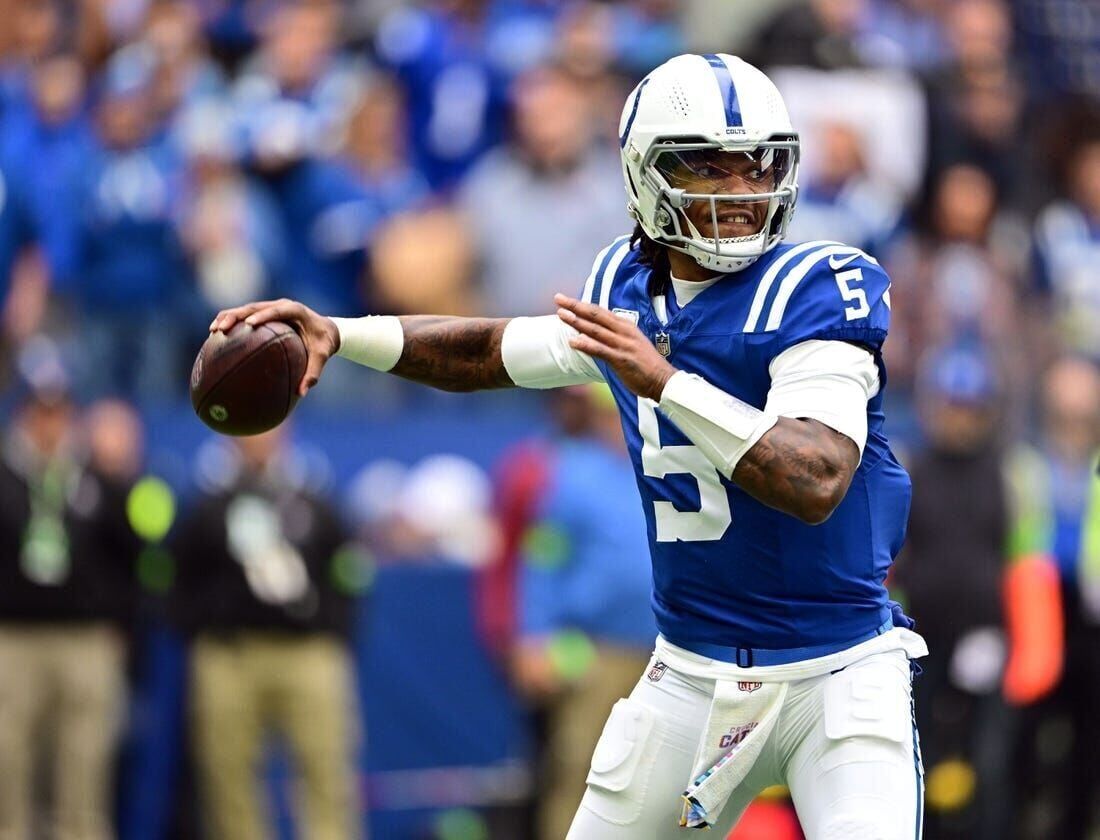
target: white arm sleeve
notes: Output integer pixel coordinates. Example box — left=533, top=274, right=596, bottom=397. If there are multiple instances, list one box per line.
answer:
left=765, top=340, right=880, bottom=453
left=657, top=340, right=879, bottom=479
left=501, top=315, right=604, bottom=388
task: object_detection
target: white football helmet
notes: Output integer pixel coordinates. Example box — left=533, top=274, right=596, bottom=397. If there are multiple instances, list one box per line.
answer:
left=619, top=53, right=800, bottom=272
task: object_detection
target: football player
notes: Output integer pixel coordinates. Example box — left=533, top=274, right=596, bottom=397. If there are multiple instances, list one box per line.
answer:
left=212, top=54, right=928, bottom=839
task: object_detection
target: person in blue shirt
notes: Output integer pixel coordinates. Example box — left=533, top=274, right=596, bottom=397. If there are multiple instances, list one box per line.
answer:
left=212, top=53, right=927, bottom=839
left=373, top=0, right=516, bottom=190
left=64, top=48, right=191, bottom=399
left=2, top=52, right=91, bottom=291
left=513, top=384, right=657, bottom=840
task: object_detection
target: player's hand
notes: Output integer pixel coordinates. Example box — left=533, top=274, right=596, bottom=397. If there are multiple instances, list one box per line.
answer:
left=210, top=299, right=340, bottom=396
left=555, top=293, right=677, bottom=401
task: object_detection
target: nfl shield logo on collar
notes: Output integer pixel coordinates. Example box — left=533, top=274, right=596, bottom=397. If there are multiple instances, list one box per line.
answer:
left=655, top=331, right=672, bottom=356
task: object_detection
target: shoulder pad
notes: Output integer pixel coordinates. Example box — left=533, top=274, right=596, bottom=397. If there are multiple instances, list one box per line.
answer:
left=580, top=234, right=633, bottom=307
left=744, top=242, right=891, bottom=350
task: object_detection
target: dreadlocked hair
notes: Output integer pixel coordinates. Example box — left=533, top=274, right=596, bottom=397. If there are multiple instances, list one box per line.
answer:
left=630, top=223, right=672, bottom=298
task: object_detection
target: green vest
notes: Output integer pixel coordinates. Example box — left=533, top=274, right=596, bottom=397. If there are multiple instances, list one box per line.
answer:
left=1005, top=445, right=1100, bottom=582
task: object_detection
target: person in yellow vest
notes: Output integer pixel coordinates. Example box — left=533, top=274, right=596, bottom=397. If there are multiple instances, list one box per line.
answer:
left=1007, top=356, right=1100, bottom=839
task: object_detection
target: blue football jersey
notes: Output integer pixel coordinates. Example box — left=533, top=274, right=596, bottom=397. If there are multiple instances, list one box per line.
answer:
left=580, top=235, right=912, bottom=660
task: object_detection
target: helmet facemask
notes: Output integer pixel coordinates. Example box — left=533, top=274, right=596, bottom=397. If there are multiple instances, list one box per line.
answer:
left=636, top=136, right=800, bottom=272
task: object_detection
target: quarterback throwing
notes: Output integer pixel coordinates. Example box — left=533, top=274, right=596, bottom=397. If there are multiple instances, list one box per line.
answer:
left=213, top=54, right=927, bottom=839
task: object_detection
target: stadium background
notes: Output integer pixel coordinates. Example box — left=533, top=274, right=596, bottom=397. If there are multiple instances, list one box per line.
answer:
left=0, top=0, right=1098, bottom=838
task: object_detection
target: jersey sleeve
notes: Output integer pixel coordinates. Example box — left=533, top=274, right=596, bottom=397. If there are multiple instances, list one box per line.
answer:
left=580, top=234, right=633, bottom=306
left=759, top=246, right=892, bottom=355
left=501, top=315, right=604, bottom=388
left=765, top=340, right=881, bottom=454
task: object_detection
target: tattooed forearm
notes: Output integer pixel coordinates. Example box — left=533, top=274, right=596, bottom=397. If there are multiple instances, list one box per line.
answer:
left=391, top=316, right=514, bottom=392
left=732, top=418, right=860, bottom=524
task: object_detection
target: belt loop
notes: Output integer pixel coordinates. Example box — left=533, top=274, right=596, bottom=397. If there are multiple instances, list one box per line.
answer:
left=736, top=647, right=753, bottom=668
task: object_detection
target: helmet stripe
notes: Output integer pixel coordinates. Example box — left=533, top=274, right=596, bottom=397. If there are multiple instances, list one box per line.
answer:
left=701, top=54, right=742, bottom=127
left=619, top=78, right=650, bottom=149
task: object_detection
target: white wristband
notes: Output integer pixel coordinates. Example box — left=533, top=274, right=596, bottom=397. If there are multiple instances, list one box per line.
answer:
left=658, top=371, right=778, bottom=477
left=330, top=316, right=404, bottom=372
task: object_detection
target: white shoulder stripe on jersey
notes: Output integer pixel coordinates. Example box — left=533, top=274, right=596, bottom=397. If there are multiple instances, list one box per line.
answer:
left=597, top=237, right=633, bottom=310
left=743, top=240, right=840, bottom=333
left=763, top=244, right=874, bottom=332
left=580, top=239, right=617, bottom=304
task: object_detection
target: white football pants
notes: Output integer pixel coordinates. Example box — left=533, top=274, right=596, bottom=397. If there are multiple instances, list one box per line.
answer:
left=566, top=647, right=923, bottom=839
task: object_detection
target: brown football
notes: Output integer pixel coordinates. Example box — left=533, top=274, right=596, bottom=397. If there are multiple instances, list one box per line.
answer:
left=190, top=321, right=308, bottom=436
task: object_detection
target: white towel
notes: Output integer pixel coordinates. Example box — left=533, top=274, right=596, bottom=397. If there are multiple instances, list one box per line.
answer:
left=679, top=679, right=789, bottom=829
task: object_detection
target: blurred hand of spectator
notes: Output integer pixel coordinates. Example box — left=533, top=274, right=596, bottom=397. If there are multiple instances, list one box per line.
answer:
left=511, top=637, right=563, bottom=699
left=371, top=207, right=479, bottom=315
left=175, top=100, right=281, bottom=309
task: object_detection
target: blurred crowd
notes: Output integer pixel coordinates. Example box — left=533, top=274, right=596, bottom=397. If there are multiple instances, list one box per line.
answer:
left=0, top=0, right=1099, bottom=838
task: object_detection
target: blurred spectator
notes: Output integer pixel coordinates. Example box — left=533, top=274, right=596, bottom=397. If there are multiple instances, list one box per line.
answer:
left=885, top=164, right=1026, bottom=413
left=227, top=2, right=382, bottom=316
left=892, top=347, right=1026, bottom=840
left=0, top=0, right=65, bottom=112
left=771, top=65, right=927, bottom=204
left=143, top=1, right=226, bottom=122
left=171, top=427, right=368, bottom=840
left=751, top=0, right=869, bottom=71
left=923, top=0, right=1026, bottom=207
left=233, top=0, right=361, bottom=142
left=3, top=52, right=90, bottom=288
left=510, top=384, right=656, bottom=840
left=458, top=63, right=625, bottom=317
left=1015, top=0, right=1100, bottom=99
left=175, top=99, right=283, bottom=311
left=609, top=0, right=685, bottom=77
left=256, top=73, right=434, bottom=317
left=370, top=206, right=479, bottom=315
left=337, top=74, right=430, bottom=224
left=374, top=0, right=516, bottom=189
left=63, top=46, right=191, bottom=398
left=863, top=0, right=950, bottom=69
left=0, top=342, right=142, bottom=840
left=1032, top=138, right=1100, bottom=362
left=786, top=118, right=903, bottom=254
left=1009, top=357, right=1100, bottom=839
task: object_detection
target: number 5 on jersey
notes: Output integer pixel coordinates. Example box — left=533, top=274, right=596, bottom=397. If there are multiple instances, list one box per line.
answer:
left=834, top=267, right=870, bottom=321
left=637, top=397, right=732, bottom=542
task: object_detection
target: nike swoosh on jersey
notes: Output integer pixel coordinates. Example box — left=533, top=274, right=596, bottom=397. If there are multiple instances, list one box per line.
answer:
left=828, top=251, right=862, bottom=271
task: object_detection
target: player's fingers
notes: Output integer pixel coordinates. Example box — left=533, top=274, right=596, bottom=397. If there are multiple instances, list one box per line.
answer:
left=568, top=334, right=615, bottom=362
left=299, top=351, right=326, bottom=397
left=558, top=308, right=622, bottom=348
left=554, top=294, right=623, bottom=330
left=243, top=299, right=303, bottom=328
left=209, top=300, right=281, bottom=332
